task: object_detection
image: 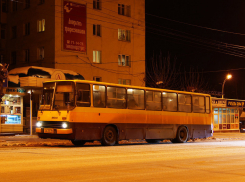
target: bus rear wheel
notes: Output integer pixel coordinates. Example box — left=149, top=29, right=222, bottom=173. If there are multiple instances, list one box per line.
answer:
left=174, top=126, right=188, bottom=143
left=145, top=139, right=161, bottom=144
left=102, top=126, right=117, bottom=146
left=71, top=140, right=86, bottom=146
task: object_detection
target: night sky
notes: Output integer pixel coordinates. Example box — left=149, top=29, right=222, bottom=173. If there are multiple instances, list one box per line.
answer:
left=145, top=0, right=245, bottom=99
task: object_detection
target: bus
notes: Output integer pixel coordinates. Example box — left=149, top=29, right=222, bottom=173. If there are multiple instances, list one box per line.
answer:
left=36, top=80, right=213, bottom=146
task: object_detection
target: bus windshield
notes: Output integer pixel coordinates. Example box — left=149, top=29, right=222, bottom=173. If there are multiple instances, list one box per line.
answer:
left=40, top=82, right=55, bottom=110
left=53, top=82, right=75, bottom=110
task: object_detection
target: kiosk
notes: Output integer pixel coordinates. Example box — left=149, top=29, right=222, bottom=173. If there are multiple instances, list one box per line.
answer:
left=0, top=88, right=25, bottom=133
left=212, top=98, right=241, bottom=132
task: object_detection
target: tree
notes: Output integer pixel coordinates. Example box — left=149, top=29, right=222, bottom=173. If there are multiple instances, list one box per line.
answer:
left=180, top=67, right=208, bottom=93
left=145, top=53, right=179, bottom=89
left=146, top=52, right=209, bottom=92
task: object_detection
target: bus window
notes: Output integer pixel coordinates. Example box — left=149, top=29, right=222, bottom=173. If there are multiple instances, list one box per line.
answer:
left=146, top=91, right=161, bottom=111
left=40, top=82, right=55, bottom=110
left=107, top=87, right=126, bottom=109
left=192, top=96, right=205, bottom=113
left=93, top=85, right=106, bottom=108
left=162, top=92, right=177, bottom=111
left=206, top=97, right=210, bottom=113
left=178, top=94, right=191, bottom=112
left=127, top=88, right=144, bottom=110
left=54, top=82, right=75, bottom=110
left=76, top=83, right=90, bottom=107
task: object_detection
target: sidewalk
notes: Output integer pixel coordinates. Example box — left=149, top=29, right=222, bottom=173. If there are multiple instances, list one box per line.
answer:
left=212, top=132, right=245, bottom=140
left=0, top=134, right=73, bottom=147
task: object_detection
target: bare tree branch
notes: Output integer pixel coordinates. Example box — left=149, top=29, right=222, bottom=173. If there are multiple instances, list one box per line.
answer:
left=146, top=52, right=179, bottom=89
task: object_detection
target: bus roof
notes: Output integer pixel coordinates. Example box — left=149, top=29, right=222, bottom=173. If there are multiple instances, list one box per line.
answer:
left=44, top=80, right=211, bottom=96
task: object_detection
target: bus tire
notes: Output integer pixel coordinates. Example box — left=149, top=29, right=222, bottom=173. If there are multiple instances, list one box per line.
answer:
left=71, top=140, right=86, bottom=146
left=102, top=126, right=117, bottom=146
left=175, top=126, right=188, bottom=143
left=145, top=139, right=161, bottom=144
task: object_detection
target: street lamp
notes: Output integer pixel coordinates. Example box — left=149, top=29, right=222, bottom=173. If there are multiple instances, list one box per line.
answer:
left=222, top=74, right=232, bottom=99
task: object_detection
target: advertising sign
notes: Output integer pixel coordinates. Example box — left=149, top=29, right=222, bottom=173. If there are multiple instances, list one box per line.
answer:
left=63, top=1, right=86, bottom=52
left=212, top=99, right=226, bottom=107
left=227, top=100, right=245, bottom=107
left=4, top=87, right=26, bottom=96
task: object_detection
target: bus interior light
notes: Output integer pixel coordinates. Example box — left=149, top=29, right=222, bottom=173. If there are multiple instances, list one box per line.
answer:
left=127, top=89, right=133, bottom=93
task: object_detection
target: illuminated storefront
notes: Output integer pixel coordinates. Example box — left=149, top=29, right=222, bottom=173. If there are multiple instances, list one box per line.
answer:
left=0, top=88, right=25, bottom=133
left=212, top=98, right=242, bottom=132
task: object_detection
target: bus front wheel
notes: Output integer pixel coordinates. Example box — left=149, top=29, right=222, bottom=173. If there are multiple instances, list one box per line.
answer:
left=102, top=126, right=117, bottom=146
left=71, top=140, right=86, bottom=146
left=174, top=126, right=188, bottom=143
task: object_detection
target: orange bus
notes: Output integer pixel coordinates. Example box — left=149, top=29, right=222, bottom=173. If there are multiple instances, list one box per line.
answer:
left=36, top=80, right=213, bottom=146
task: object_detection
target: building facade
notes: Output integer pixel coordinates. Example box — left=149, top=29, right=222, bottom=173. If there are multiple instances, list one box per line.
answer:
left=0, top=0, right=145, bottom=86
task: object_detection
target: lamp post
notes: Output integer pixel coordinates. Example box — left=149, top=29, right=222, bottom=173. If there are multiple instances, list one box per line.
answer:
left=222, top=74, right=232, bottom=99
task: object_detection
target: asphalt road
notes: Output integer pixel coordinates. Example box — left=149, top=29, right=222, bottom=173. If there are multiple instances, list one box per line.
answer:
left=1, top=140, right=245, bottom=182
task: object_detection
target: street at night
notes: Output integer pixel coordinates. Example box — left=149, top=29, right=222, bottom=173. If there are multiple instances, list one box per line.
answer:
left=1, top=1, right=245, bottom=182
left=1, top=135, right=245, bottom=182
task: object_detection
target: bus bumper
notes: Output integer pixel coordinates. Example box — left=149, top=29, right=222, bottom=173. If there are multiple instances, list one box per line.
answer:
left=36, top=128, right=73, bottom=134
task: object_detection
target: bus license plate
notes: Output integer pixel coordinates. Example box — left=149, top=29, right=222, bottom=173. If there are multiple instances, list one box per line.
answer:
left=44, top=128, right=54, bottom=133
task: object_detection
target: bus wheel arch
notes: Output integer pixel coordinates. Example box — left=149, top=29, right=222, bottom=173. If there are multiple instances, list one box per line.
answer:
left=172, top=125, right=189, bottom=143
left=101, top=125, right=118, bottom=146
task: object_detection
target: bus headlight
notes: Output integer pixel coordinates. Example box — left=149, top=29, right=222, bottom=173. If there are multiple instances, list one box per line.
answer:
left=36, top=121, right=42, bottom=127
left=62, top=123, right=68, bottom=129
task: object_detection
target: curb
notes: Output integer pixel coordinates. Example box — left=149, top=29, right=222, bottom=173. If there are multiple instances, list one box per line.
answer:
left=0, top=133, right=16, bottom=136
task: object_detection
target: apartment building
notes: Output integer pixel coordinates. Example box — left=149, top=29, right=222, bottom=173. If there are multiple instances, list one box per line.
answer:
left=0, top=0, right=145, bottom=86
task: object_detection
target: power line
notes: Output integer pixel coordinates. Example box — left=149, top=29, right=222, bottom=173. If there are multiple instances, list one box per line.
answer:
left=146, top=22, right=245, bottom=50
left=147, top=29, right=245, bottom=59
left=146, top=13, right=245, bottom=36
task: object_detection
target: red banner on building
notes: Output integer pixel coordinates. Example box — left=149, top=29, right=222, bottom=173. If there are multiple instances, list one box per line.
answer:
left=63, top=1, right=86, bottom=52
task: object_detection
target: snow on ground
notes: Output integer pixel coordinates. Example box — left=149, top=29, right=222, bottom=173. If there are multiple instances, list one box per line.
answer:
left=1, top=133, right=245, bottom=148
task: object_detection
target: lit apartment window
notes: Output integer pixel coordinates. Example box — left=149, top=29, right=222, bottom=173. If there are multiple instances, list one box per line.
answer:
left=93, top=0, right=101, bottom=10
left=11, top=51, right=17, bottom=65
left=93, top=76, right=102, bottom=82
left=118, top=55, right=130, bottom=66
left=12, top=26, right=17, bottom=39
left=118, top=4, right=130, bottom=17
left=24, top=49, right=30, bottom=63
left=118, top=79, right=131, bottom=85
left=38, top=47, right=44, bottom=60
left=24, top=22, right=30, bottom=36
left=93, top=24, right=101, bottom=36
left=39, top=0, right=45, bottom=5
left=12, top=1, right=17, bottom=12
left=24, top=0, right=30, bottom=9
left=118, top=29, right=130, bottom=41
left=38, top=19, right=45, bottom=32
left=93, top=51, right=101, bottom=63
